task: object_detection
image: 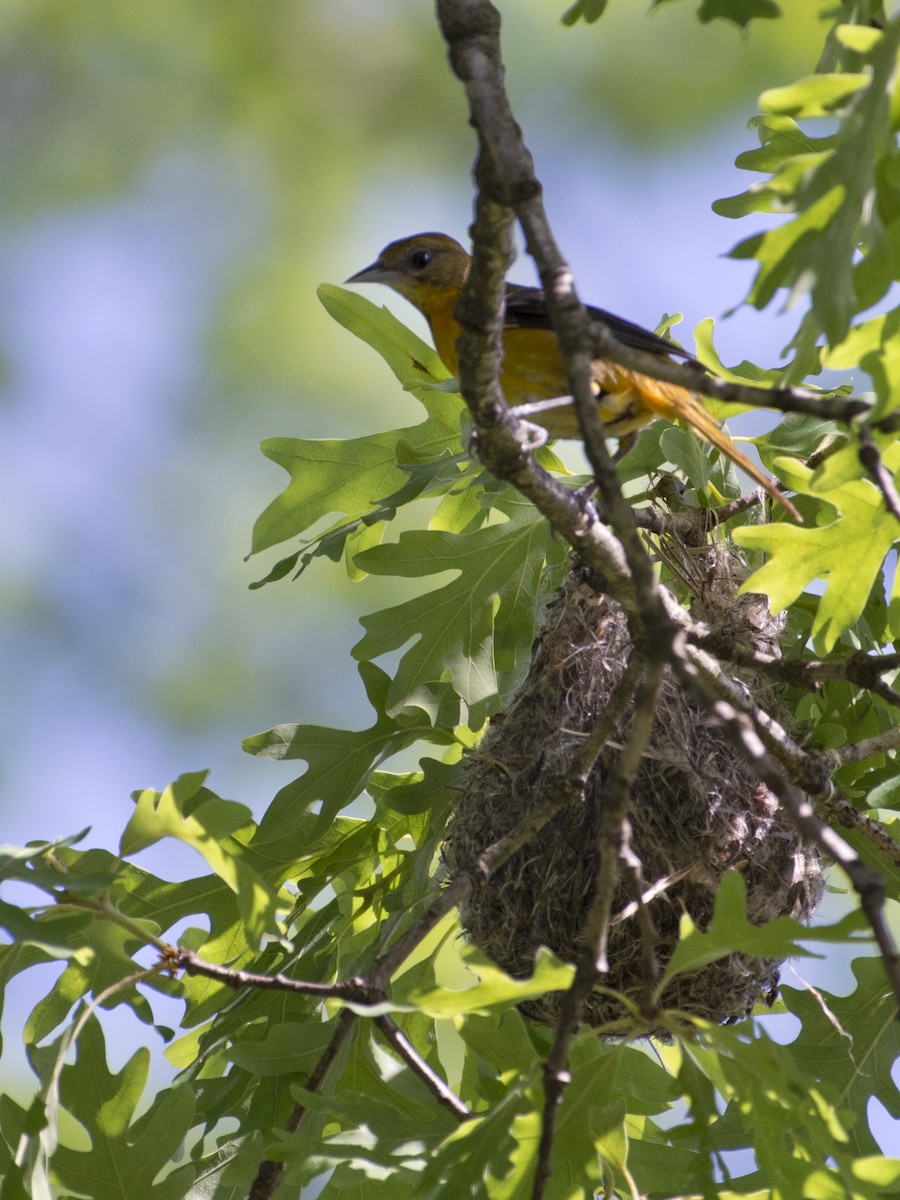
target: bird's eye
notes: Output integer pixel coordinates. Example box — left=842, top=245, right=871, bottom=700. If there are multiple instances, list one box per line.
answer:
left=409, top=249, right=433, bottom=271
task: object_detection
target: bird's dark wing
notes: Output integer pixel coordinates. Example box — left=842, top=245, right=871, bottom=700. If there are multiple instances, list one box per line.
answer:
left=503, top=282, right=703, bottom=369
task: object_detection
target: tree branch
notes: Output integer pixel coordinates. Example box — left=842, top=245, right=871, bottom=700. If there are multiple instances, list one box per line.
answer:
left=672, top=641, right=900, bottom=1013
left=373, top=1015, right=472, bottom=1120
left=688, top=636, right=900, bottom=696
left=453, top=186, right=638, bottom=610
left=588, top=324, right=870, bottom=424
left=837, top=726, right=900, bottom=766
left=439, top=0, right=674, bottom=657
left=171, top=949, right=382, bottom=1003
left=858, top=423, right=900, bottom=524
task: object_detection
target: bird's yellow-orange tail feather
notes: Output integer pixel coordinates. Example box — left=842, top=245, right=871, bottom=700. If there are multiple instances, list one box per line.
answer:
left=632, top=373, right=801, bottom=523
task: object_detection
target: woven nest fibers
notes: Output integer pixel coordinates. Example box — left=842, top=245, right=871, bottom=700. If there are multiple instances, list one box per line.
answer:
left=443, top=557, right=824, bottom=1033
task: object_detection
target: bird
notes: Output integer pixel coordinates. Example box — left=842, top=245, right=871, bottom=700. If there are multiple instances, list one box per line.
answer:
left=346, top=232, right=800, bottom=521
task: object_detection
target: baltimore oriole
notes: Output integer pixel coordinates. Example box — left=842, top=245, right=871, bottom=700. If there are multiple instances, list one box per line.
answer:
left=347, top=232, right=800, bottom=521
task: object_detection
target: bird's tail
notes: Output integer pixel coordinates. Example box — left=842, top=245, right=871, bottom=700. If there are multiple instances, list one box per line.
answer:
left=633, top=373, right=802, bottom=523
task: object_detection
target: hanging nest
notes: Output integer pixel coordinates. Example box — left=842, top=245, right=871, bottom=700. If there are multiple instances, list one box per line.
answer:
left=443, top=544, right=824, bottom=1034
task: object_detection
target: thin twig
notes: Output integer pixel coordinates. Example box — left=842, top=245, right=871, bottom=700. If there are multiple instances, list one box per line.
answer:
left=858, top=424, right=900, bottom=524
left=690, top=635, right=900, bottom=695
left=610, top=864, right=698, bottom=926
left=374, top=1015, right=472, bottom=1120
left=590, top=662, right=667, bottom=974
left=618, top=824, right=662, bottom=1021
left=682, top=640, right=900, bottom=866
left=700, top=488, right=772, bottom=527
left=683, top=640, right=820, bottom=789
left=817, top=793, right=900, bottom=863
left=870, top=679, right=900, bottom=709
left=534, top=649, right=646, bottom=795
left=172, top=949, right=382, bottom=1003
left=248, top=1008, right=358, bottom=1200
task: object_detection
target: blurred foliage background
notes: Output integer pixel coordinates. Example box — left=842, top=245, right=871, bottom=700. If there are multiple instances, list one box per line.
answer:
left=0, top=0, right=842, bottom=1082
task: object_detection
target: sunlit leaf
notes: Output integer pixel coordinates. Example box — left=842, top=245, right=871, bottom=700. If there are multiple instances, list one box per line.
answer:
left=734, top=446, right=900, bottom=651
left=121, top=773, right=280, bottom=948
left=394, top=945, right=574, bottom=1017
left=354, top=496, right=562, bottom=719
left=252, top=288, right=463, bottom=557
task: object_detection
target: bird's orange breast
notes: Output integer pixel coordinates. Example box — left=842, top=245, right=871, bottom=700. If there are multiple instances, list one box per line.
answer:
left=427, top=309, right=663, bottom=440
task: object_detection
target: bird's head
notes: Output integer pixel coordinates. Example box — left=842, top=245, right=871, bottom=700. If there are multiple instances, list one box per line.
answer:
left=346, top=233, right=470, bottom=311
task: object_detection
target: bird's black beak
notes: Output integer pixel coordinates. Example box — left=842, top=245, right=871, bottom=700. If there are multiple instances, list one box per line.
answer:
left=345, top=260, right=395, bottom=285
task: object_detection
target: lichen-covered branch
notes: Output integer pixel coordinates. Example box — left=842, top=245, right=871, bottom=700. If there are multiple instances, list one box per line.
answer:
left=837, top=726, right=900, bottom=766
left=691, top=631, right=900, bottom=699
left=437, top=0, right=674, bottom=640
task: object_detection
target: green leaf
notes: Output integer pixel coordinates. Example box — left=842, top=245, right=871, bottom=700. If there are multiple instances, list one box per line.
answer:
left=318, top=283, right=448, bottom=386
left=834, top=23, right=884, bottom=54
left=651, top=0, right=780, bottom=26
left=751, top=411, right=841, bottom=457
left=0, top=899, right=93, bottom=963
left=759, top=74, right=870, bottom=119
left=456, top=1010, right=541, bottom=1078
left=692, top=317, right=785, bottom=396
left=0, top=1094, right=30, bottom=1196
left=658, top=425, right=756, bottom=511
left=782, top=956, right=900, bottom=1154
left=353, top=496, right=560, bottom=719
left=252, top=288, right=462, bottom=557
left=0, top=830, right=97, bottom=892
left=659, top=872, right=864, bottom=987
left=561, top=0, right=608, bottom=25
left=824, top=309, right=900, bottom=416
left=681, top=1025, right=854, bottom=1192
left=120, top=773, right=280, bottom=948
left=547, top=1038, right=630, bottom=1196
left=417, top=1076, right=537, bottom=1199
left=371, top=756, right=461, bottom=820
left=246, top=662, right=448, bottom=856
left=394, top=945, right=574, bottom=1017
left=696, top=0, right=780, bottom=25
left=729, top=19, right=900, bottom=344
left=728, top=184, right=846, bottom=313
left=225, top=1020, right=336, bottom=1076
left=48, top=1018, right=194, bottom=1200
left=274, top=1029, right=457, bottom=1190
left=734, top=447, right=900, bottom=652
left=24, top=919, right=162, bottom=1044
